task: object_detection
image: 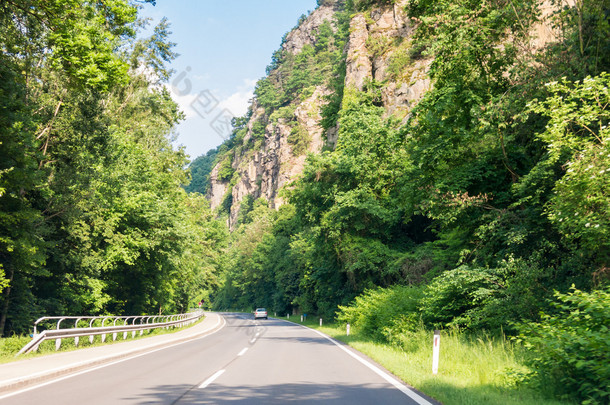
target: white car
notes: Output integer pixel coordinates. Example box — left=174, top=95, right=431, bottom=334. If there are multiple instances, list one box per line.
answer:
left=254, top=308, right=268, bottom=320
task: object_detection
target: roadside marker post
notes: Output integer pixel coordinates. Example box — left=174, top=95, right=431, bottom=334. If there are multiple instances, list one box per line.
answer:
left=301, top=315, right=303, bottom=322
left=319, top=318, right=323, bottom=326
left=347, top=323, right=350, bottom=336
left=432, top=330, right=440, bottom=375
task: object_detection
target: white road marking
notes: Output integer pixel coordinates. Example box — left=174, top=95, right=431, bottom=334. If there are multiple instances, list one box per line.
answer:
left=0, top=315, right=226, bottom=401
left=199, top=369, right=225, bottom=389
left=237, top=347, right=248, bottom=356
left=304, top=325, right=435, bottom=405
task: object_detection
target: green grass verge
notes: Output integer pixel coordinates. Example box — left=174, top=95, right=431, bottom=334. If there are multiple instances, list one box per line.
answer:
left=289, top=317, right=572, bottom=405
left=0, top=316, right=206, bottom=365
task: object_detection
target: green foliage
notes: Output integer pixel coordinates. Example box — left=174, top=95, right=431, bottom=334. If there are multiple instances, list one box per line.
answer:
left=211, top=1, right=610, bottom=402
left=349, top=0, right=396, bottom=12
left=336, top=285, right=424, bottom=342
left=518, top=287, right=610, bottom=404
left=386, top=39, right=412, bottom=81
left=46, top=0, right=138, bottom=91
left=288, top=123, right=312, bottom=156
left=250, top=120, right=267, bottom=140
left=546, top=0, right=610, bottom=77
left=528, top=74, right=610, bottom=269
left=184, top=148, right=219, bottom=194
left=366, top=35, right=391, bottom=58
left=254, top=5, right=350, bottom=118
left=0, top=0, right=228, bottom=335
left=269, top=105, right=297, bottom=123
left=420, top=266, right=504, bottom=329
left=217, top=155, right=235, bottom=182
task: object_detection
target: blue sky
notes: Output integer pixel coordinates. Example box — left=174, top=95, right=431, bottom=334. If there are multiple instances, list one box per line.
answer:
left=139, top=0, right=319, bottom=160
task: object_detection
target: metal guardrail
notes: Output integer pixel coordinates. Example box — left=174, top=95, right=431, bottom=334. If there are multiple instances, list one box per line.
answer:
left=17, top=310, right=204, bottom=356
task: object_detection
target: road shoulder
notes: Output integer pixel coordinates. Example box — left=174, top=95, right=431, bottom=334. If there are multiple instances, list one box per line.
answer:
left=0, top=312, right=225, bottom=395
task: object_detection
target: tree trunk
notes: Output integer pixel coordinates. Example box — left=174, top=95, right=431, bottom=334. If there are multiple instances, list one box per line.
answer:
left=0, top=266, right=14, bottom=337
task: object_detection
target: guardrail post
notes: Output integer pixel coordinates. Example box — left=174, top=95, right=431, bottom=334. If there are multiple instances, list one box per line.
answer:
left=89, top=318, right=96, bottom=344
left=113, top=318, right=118, bottom=341
left=132, top=318, right=137, bottom=338
left=56, top=318, right=65, bottom=351
left=74, top=318, right=82, bottom=347
left=101, top=317, right=107, bottom=342
left=123, top=318, right=130, bottom=340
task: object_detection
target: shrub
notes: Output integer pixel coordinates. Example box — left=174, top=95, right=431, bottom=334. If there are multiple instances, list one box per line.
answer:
left=269, top=105, right=297, bottom=123
left=251, top=120, right=267, bottom=140
left=288, top=124, right=312, bottom=156
left=336, top=285, right=424, bottom=342
left=217, top=155, right=234, bottom=182
left=420, top=266, right=503, bottom=329
left=0, top=335, right=31, bottom=358
left=517, top=286, right=610, bottom=404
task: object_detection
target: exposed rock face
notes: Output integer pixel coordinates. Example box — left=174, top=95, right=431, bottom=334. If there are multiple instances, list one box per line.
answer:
left=208, top=0, right=431, bottom=228
left=225, top=86, right=330, bottom=226
left=283, top=0, right=340, bottom=54
left=207, top=0, right=564, bottom=229
left=344, top=0, right=431, bottom=118
left=207, top=163, right=227, bottom=210
left=530, top=0, right=573, bottom=51
left=345, top=13, right=372, bottom=90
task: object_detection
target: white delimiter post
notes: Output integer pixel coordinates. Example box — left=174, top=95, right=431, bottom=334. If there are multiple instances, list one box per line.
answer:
left=320, top=318, right=323, bottom=326
left=432, top=330, right=440, bottom=375
left=346, top=323, right=350, bottom=336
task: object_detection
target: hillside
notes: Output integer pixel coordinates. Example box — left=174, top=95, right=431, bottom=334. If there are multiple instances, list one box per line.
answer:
left=204, top=0, right=434, bottom=228
left=205, top=0, right=608, bottom=333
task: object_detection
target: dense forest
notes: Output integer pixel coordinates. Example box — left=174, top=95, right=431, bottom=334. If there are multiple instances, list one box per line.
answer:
left=209, top=0, right=608, bottom=323
left=0, top=0, right=226, bottom=336
left=1, top=0, right=608, bottom=402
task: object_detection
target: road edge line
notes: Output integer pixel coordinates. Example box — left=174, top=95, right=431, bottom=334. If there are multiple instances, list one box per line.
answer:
left=283, top=319, right=437, bottom=405
left=0, top=314, right=226, bottom=399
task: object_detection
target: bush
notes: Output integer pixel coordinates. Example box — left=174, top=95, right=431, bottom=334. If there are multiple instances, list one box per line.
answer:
left=420, top=266, right=503, bottom=329
left=517, top=286, right=610, bottom=404
left=336, top=285, right=424, bottom=342
left=288, top=124, right=312, bottom=156
left=217, top=155, right=234, bottom=182
left=0, top=335, right=31, bottom=358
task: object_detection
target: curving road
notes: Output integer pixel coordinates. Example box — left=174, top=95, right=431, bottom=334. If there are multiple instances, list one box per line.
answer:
left=0, top=313, right=435, bottom=404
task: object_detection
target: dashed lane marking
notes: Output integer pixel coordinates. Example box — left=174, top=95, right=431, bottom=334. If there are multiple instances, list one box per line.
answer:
left=199, top=369, right=225, bottom=389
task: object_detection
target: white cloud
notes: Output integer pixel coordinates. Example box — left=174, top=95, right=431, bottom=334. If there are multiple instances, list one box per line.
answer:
left=168, top=88, right=199, bottom=119
left=219, top=78, right=256, bottom=117
left=242, top=78, right=258, bottom=89
left=167, top=77, right=255, bottom=121
left=218, top=89, right=254, bottom=118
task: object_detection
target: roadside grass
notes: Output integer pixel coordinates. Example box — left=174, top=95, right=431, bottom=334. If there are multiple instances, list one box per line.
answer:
left=0, top=316, right=206, bottom=365
left=289, top=317, right=572, bottom=405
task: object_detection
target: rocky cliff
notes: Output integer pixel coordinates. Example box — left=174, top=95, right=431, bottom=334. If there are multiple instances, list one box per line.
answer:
left=206, top=0, right=558, bottom=228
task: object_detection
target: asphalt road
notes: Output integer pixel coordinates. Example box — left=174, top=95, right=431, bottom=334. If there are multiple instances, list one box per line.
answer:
left=1, top=313, right=434, bottom=404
